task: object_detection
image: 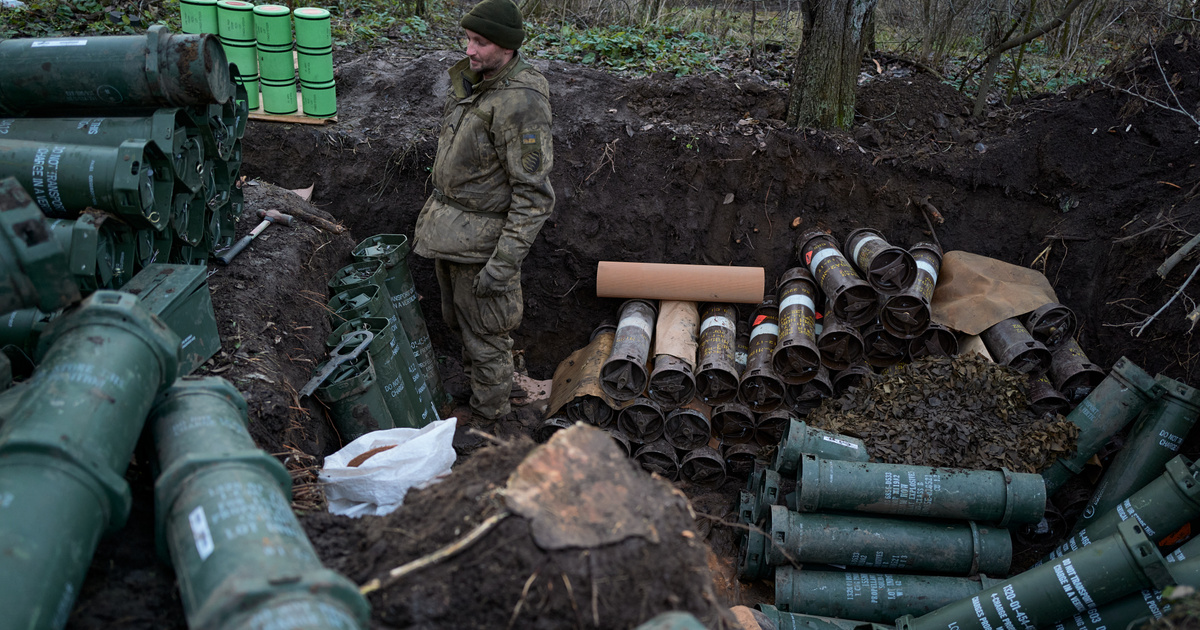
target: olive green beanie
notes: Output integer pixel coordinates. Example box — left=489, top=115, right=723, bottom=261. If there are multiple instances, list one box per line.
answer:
left=460, top=0, right=525, bottom=50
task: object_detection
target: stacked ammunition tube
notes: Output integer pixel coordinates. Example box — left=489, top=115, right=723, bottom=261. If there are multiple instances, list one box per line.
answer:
left=0, top=28, right=248, bottom=279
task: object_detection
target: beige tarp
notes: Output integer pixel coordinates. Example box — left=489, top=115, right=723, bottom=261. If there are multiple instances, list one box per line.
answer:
left=545, top=329, right=615, bottom=419
left=653, top=300, right=699, bottom=367
left=930, top=251, right=1059, bottom=335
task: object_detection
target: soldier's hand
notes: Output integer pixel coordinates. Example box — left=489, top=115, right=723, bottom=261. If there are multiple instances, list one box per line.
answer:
left=473, top=267, right=514, bottom=297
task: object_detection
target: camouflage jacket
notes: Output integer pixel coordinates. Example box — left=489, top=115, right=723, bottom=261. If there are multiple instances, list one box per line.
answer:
left=413, top=53, right=555, bottom=285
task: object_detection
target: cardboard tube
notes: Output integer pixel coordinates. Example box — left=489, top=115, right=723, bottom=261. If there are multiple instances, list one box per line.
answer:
left=596, top=262, right=764, bottom=303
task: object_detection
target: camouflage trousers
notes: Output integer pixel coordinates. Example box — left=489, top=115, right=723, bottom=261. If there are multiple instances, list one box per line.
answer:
left=435, top=259, right=522, bottom=420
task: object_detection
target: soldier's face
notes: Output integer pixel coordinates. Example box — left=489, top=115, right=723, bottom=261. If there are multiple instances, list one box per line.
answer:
left=464, top=29, right=512, bottom=77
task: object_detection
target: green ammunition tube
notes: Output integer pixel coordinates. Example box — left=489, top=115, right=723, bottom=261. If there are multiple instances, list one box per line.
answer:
left=328, top=316, right=436, bottom=429
left=0, top=308, right=55, bottom=360
left=181, top=0, right=219, bottom=34
left=0, top=109, right=204, bottom=194
left=773, top=417, right=870, bottom=475
left=896, top=520, right=1175, bottom=630
left=151, top=377, right=369, bottom=630
left=315, top=351, right=394, bottom=440
left=757, top=605, right=896, bottom=630
left=327, top=283, right=397, bottom=330
left=352, top=234, right=449, bottom=409
left=1074, top=375, right=1200, bottom=533
left=766, top=505, right=1012, bottom=576
left=46, top=215, right=119, bottom=291
left=1051, top=535, right=1200, bottom=630
left=1042, top=357, right=1163, bottom=495
left=0, top=137, right=173, bottom=231
left=739, top=467, right=784, bottom=526
left=0, top=178, right=80, bottom=312
left=0, top=26, right=232, bottom=113
left=300, top=78, right=337, bottom=118
left=0, top=291, right=178, bottom=630
left=775, top=566, right=1005, bottom=623
left=796, top=454, right=1046, bottom=526
left=187, top=100, right=238, bottom=162
left=1048, top=455, right=1200, bottom=561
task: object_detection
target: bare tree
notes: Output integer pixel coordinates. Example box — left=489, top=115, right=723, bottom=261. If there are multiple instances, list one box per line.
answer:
left=786, top=0, right=880, bottom=129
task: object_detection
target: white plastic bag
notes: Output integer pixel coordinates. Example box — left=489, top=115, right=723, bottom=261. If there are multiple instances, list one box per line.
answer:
left=319, top=418, right=457, bottom=517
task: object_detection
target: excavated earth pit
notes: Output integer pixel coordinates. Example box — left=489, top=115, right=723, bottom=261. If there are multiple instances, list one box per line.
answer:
left=68, top=36, right=1200, bottom=629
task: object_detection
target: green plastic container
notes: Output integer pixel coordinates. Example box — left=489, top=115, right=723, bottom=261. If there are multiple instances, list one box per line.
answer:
left=757, top=606, right=895, bottom=630
left=300, top=78, right=336, bottom=117
left=897, top=520, right=1174, bottom=630
left=352, top=234, right=449, bottom=410
left=315, top=352, right=395, bottom=441
left=775, top=566, right=1006, bottom=623
left=1043, top=357, right=1163, bottom=494
left=252, top=4, right=293, bottom=46
left=297, top=46, right=333, bottom=83
left=122, top=264, right=221, bottom=376
left=1074, top=374, right=1200, bottom=532
left=0, top=291, right=178, bottom=630
left=293, top=7, right=332, bottom=50
left=216, top=0, right=256, bottom=42
left=327, top=283, right=395, bottom=330
left=0, top=26, right=232, bottom=113
left=328, top=317, right=430, bottom=429
left=151, top=377, right=370, bottom=630
left=259, top=77, right=298, bottom=115
left=219, top=37, right=259, bottom=82
left=257, top=46, right=296, bottom=82
left=772, top=417, right=869, bottom=475
left=0, top=138, right=174, bottom=231
left=181, top=0, right=219, bottom=34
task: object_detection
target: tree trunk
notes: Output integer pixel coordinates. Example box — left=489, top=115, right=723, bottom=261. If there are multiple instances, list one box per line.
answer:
left=786, top=0, right=879, bottom=130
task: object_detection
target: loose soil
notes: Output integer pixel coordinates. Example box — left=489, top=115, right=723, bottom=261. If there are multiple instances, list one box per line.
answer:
left=68, top=35, right=1200, bottom=630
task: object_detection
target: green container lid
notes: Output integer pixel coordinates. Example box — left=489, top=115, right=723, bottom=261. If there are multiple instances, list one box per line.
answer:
left=296, top=49, right=333, bottom=83
left=253, top=5, right=293, bottom=47
left=260, top=79, right=298, bottom=115
left=216, top=0, right=256, bottom=42
left=180, top=0, right=219, bottom=34
left=293, top=7, right=332, bottom=50
left=300, top=79, right=336, bottom=118
left=257, top=47, right=295, bottom=81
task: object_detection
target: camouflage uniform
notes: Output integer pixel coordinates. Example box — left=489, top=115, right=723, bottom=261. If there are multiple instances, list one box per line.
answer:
left=413, top=52, right=554, bottom=420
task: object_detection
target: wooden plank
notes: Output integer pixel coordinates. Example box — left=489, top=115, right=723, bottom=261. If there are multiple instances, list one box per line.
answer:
left=247, top=91, right=337, bottom=125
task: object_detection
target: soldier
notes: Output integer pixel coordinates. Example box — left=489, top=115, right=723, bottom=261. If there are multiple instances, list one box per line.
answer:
left=413, top=0, right=554, bottom=425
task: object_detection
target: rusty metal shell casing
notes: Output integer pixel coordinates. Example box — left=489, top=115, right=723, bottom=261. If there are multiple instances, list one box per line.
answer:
left=680, top=446, right=726, bottom=488
left=832, top=363, right=873, bottom=396
left=880, top=241, right=941, bottom=339
left=753, top=409, right=791, bottom=446
left=600, top=299, right=657, bottom=401
left=980, top=317, right=1052, bottom=375
left=739, top=299, right=786, bottom=412
left=1028, top=374, right=1071, bottom=416
left=648, top=355, right=696, bottom=407
left=818, top=305, right=865, bottom=371
left=712, top=401, right=756, bottom=444
left=784, top=364, right=834, bottom=416
left=773, top=418, right=869, bottom=475
left=735, top=320, right=750, bottom=374
left=799, top=230, right=879, bottom=327
left=534, top=416, right=572, bottom=443
left=1023, top=302, right=1078, bottom=350
left=663, top=400, right=712, bottom=450
left=555, top=323, right=618, bottom=428
left=0, top=27, right=233, bottom=114
left=844, top=227, right=918, bottom=295
left=861, top=322, right=906, bottom=368
left=795, top=454, right=1047, bottom=526
left=724, top=442, right=761, bottom=478
left=633, top=439, right=679, bottom=481
left=764, top=505, right=1012, bottom=576
left=772, top=267, right=822, bottom=385
left=695, top=303, right=740, bottom=404
left=909, top=321, right=958, bottom=359
left=604, top=428, right=633, bottom=457
left=616, top=396, right=665, bottom=444
left=1050, top=338, right=1106, bottom=402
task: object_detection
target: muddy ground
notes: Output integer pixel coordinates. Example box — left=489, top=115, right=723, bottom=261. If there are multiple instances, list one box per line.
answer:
left=67, top=35, right=1200, bottom=629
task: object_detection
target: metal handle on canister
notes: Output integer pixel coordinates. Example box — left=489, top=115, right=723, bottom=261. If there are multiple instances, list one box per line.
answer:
left=795, top=453, right=1047, bottom=526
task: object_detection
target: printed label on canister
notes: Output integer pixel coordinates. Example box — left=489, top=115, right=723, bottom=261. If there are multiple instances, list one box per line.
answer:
left=780, top=293, right=816, bottom=313
left=807, top=247, right=839, bottom=276
left=32, top=40, right=88, bottom=47
left=852, top=235, right=884, bottom=266
left=618, top=312, right=653, bottom=338
left=701, top=315, right=735, bottom=332
left=188, top=505, right=215, bottom=561
left=916, top=260, right=939, bottom=285
left=822, top=435, right=859, bottom=450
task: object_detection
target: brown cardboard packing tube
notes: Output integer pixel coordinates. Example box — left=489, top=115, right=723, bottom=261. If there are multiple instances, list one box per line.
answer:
left=596, top=261, right=765, bottom=303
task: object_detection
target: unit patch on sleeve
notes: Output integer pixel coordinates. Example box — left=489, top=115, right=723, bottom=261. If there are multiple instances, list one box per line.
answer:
left=520, top=132, right=543, bottom=173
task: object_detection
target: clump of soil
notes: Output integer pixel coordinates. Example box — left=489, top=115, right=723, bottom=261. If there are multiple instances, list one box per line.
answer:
left=303, top=428, right=731, bottom=629
left=808, top=354, right=1079, bottom=473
